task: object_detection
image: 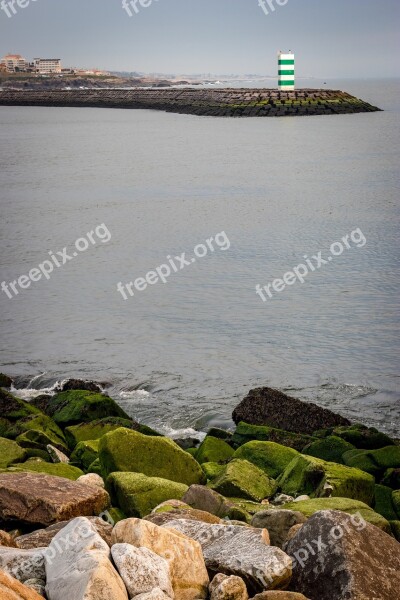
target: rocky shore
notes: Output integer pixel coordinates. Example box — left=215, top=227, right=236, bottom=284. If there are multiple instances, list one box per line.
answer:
left=0, top=89, right=381, bottom=117
left=0, top=375, right=399, bottom=599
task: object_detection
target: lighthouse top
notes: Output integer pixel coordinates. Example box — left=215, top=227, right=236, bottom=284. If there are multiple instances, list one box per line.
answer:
left=278, top=51, right=295, bottom=91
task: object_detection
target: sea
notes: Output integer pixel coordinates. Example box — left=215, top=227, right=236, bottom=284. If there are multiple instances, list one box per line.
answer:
left=1, top=78, right=399, bottom=438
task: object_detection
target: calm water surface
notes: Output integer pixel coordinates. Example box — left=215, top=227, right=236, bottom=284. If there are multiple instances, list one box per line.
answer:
left=1, top=79, right=399, bottom=437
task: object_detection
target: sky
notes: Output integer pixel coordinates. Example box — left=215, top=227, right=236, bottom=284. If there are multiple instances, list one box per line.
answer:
left=1, top=0, right=399, bottom=77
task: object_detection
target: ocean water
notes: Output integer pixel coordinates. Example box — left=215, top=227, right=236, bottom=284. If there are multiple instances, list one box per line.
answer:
left=1, top=79, right=399, bottom=437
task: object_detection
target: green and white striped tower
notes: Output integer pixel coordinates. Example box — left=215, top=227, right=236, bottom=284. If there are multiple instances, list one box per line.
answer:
left=278, top=51, right=295, bottom=91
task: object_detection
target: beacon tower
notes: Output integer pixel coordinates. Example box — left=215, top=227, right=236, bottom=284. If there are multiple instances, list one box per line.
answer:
left=278, top=51, right=295, bottom=91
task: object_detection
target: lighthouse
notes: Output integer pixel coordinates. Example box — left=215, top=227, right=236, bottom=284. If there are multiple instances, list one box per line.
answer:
left=278, top=51, right=295, bottom=91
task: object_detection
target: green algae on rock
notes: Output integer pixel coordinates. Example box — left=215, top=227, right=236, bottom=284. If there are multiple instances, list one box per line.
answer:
left=277, top=454, right=375, bottom=505
left=282, top=497, right=391, bottom=533
left=64, top=416, right=161, bottom=449
left=195, top=436, right=234, bottom=464
left=70, top=439, right=100, bottom=471
left=2, top=460, right=84, bottom=480
left=44, top=390, right=130, bottom=428
left=321, top=424, right=395, bottom=450
left=373, top=484, right=399, bottom=521
left=7, top=413, right=67, bottom=451
left=233, top=440, right=299, bottom=479
left=342, top=445, right=400, bottom=477
left=208, top=458, right=277, bottom=502
left=0, top=389, right=41, bottom=421
left=106, top=471, right=188, bottom=517
left=302, top=435, right=355, bottom=464
left=232, top=422, right=314, bottom=451
left=99, top=427, right=205, bottom=485
left=392, top=490, right=400, bottom=519
left=0, top=437, right=27, bottom=468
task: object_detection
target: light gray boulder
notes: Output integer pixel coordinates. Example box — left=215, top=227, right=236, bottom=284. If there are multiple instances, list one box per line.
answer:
left=0, top=546, right=46, bottom=583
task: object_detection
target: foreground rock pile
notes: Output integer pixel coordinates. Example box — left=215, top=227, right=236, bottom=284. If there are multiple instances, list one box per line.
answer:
left=0, top=88, right=381, bottom=117
left=0, top=376, right=399, bottom=599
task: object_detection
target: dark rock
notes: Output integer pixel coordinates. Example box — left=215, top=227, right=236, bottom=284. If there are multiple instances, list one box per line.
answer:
left=232, top=388, right=350, bottom=435
left=59, top=378, right=102, bottom=393
left=174, top=437, right=201, bottom=450
left=0, top=374, right=12, bottom=389
left=286, top=509, right=400, bottom=599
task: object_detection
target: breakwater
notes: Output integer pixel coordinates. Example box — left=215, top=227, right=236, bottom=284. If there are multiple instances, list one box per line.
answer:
left=0, top=88, right=381, bottom=117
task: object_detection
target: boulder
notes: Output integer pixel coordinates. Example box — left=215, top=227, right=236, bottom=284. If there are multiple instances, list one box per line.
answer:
left=111, top=543, right=173, bottom=598
left=277, top=454, right=375, bottom=505
left=210, top=573, right=248, bottom=600
left=64, top=416, right=161, bottom=449
left=3, top=460, right=84, bottom=481
left=232, top=423, right=313, bottom=452
left=302, top=436, right=355, bottom=464
left=0, top=438, right=27, bottom=468
left=163, top=518, right=292, bottom=593
left=47, top=444, right=69, bottom=463
left=373, top=484, right=398, bottom=521
left=342, top=445, right=400, bottom=477
left=326, top=424, right=395, bottom=450
left=207, top=428, right=233, bottom=442
left=0, top=373, right=12, bottom=388
left=59, top=379, right=102, bottom=393
left=202, top=462, right=225, bottom=480
left=251, top=510, right=307, bottom=548
left=381, top=467, right=400, bottom=489
left=99, top=428, right=205, bottom=485
left=76, top=473, right=105, bottom=488
left=281, top=497, right=391, bottom=533
left=70, top=439, right=99, bottom=470
left=111, top=518, right=209, bottom=600
left=390, top=520, right=400, bottom=541
left=271, top=495, right=294, bottom=506
left=182, top=484, right=234, bottom=518
left=0, top=472, right=109, bottom=526
left=135, top=590, right=171, bottom=600
left=195, top=437, right=234, bottom=464
left=252, top=593, right=309, bottom=600
left=15, top=516, right=113, bottom=549
left=285, top=509, right=400, bottom=600
left=393, top=489, right=400, bottom=518
left=0, top=389, right=40, bottom=421
left=208, top=459, right=277, bottom=502
left=107, top=472, right=188, bottom=518
left=6, top=414, right=67, bottom=452
left=233, top=442, right=299, bottom=479
left=0, top=531, right=16, bottom=548
left=0, top=547, right=46, bottom=583
left=42, top=390, right=130, bottom=428
left=45, top=517, right=128, bottom=600
left=0, top=569, right=44, bottom=599
left=145, top=508, right=222, bottom=526
left=232, top=388, right=350, bottom=435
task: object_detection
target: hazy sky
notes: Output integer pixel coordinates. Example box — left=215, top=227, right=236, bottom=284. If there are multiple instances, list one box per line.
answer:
left=1, top=0, right=399, bottom=77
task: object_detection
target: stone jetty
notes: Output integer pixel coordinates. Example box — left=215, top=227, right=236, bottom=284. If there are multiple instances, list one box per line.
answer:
left=0, top=88, right=381, bottom=117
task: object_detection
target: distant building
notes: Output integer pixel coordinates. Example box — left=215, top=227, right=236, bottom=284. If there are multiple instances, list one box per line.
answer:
left=1, top=54, right=28, bottom=72
left=33, top=58, right=62, bottom=74
left=278, top=51, right=295, bottom=91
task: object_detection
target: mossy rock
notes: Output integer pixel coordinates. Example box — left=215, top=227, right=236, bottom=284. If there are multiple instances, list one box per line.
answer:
left=99, top=428, right=205, bottom=486
left=392, top=490, right=400, bottom=519
left=23, top=448, right=51, bottom=461
left=195, top=436, right=234, bottom=464
left=0, top=437, right=27, bottom=468
left=64, top=416, right=161, bottom=449
left=373, top=484, right=398, bottom=521
left=70, top=439, right=100, bottom=471
left=283, top=497, right=392, bottom=533
left=330, top=424, right=395, bottom=450
left=381, top=468, right=400, bottom=489
left=233, top=441, right=299, bottom=478
left=2, top=460, right=84, bottom=480
left=106, top=471, right=188, bottom=518
left=0, top=373, right=12, bottom=388
left=343, top=445, right=400, bottom=478
left=0, top=418, right=11, bottom=438
left=0, top=389, right=41, bottom=421
left=277, top=454, right=375, bottom=505
left=16, top=430, right=63, bottom=454
left=389, top=520, right=400, bottom=541
left=186, top=448, right=198, bottom=457
left=201, top=462, right=225, bottom=480
left=208, top=458, right=277, bottom=502
left=232, top=421, right=314, bottom=451
left=44, top=390, right=130, bottom=428
left=7, top=414, right=67, bottom=451
left=87, top=458, right=102, bottom=476
left=227, top=497, right=269, bottom=516
left=302, top=435, right=355, bottom=464
left=207, top=428, right=233, bottom=442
